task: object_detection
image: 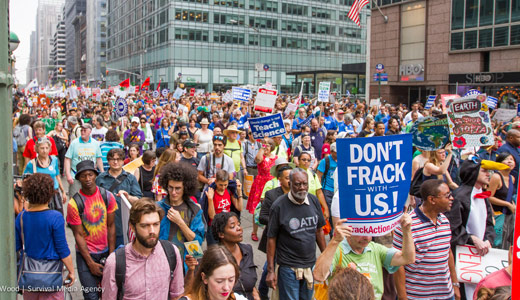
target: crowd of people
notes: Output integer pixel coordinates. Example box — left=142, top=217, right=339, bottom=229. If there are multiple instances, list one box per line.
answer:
left=11, top=89, right=518, bottom=300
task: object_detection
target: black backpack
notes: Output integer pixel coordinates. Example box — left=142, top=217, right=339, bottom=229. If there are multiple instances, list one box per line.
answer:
left=72, top=186, right=110, bottom=236
left=409, top=167, right=425, bottom=198
left=115, top=240, right=177, bottom=300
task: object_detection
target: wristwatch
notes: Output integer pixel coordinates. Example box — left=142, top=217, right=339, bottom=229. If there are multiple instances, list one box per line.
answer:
left=452, top=282, right=460, bottom=288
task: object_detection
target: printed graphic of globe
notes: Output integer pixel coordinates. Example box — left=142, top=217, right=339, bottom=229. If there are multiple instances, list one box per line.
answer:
left=411, top=116, right=450, bottom=151
left=289, top=218, right=300, bottom=230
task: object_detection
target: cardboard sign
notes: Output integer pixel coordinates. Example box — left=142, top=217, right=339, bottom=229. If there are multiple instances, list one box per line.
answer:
left=410, top=116, right=450, bottom=151
left=232, top=87, right=252, bottom=102
left=248, top=113, right=286, bottom=139
left=337, top=134, right=413, bottom=236
left=369, top=98, right=381, bottom=108
left=318, top=82, right=331, bottom=102
left=493, top=108, right=517, bottom=123
left=254, top=88, right=278, bottom=113
left=456, top=245, right=508, bottom=284
left=447, top=94, right=494, bottom=149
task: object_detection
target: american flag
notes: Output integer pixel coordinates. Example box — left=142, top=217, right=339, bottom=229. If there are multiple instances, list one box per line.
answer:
left=347, top=0, right=370, bottom=27
left=487, top=96, right=498, bottom=109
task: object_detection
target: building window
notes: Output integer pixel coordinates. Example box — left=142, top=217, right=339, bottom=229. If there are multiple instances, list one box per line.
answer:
left=512, top=0, right=520, bottom=22
left=479, top=28, right=492, bottom=48
left=281, top=20, right=307, bottom=33
left=249, top=17, right=277, bottom=30
left=157, top=28, right=168, bottom=44
left=339, top=27, right=361, bottom=38
left=174, top=28, right=209, bottom=41
left=282, top=3, right=307, bottom=16
left=451, top=0, right=464, bottom=30
left=249, top=0, right=277, bottom=12
left=495, top=0, right=510, bottom=24
left=511, top=25, right=520, bottom=45
left=175, top=10, right=208, bottom=22
left=214, top=0, right=244, bottom=8
left=451, top=32, right=463, bottom=50
left=339, top=43, right=361, bottom=54
left=479, top=0, right=494, bottom=26
left=312, top=24, right=332, bottom=35
left=464, top=30, right=477, bottom=49
left=465, top=0, right=478, bottom=28
left=213, top=31, right=245, bottom=44
left=338, top=0, right=354, bottom=5
left=281, top=37, right=307, bottom=49
left=213, top=13, right=244, bottom=25
left=260, top=35, right=277, bottom=47
left=181, top=0, right=208, bottom=3
left=494, top=26, right=509, bottom=46
left=311, top=40, right=334, bottom=51
left=311, top=7, right=332, bottom=19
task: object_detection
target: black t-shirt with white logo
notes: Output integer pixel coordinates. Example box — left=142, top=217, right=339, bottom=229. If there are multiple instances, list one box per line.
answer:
left=267, top=193, right=325, bottom=268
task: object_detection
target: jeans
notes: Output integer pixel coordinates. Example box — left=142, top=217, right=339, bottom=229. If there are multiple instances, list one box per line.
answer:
left=277, top=265, right=313, bottom=300
left=258, top=262, right=269, bottom=299
left=76, top=251, right=109, bottom=300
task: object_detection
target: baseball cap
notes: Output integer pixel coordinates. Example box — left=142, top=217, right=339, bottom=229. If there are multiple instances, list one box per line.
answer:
left=183, top=139, right=199, bottom=148
left=80, top=123, right=92, bottom=129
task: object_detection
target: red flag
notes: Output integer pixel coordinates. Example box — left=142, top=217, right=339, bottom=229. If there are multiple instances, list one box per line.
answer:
left=512, top=181, right=520, bottom=299
left=347, top=0, right=369, bottom=27
left=141, top=77, right=150, bottom=90
left=119, top=78, right=130, bottom=88
left=156, top=79, right=161, bottom=92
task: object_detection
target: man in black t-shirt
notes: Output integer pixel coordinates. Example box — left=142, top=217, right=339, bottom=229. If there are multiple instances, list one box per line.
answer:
left=180, top=139, right=200, bottom=169
left=266, top=167, right=326, bottom=300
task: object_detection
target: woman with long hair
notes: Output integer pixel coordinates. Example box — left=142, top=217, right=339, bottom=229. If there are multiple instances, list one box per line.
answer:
left=156, top=117, right=172, bottom=149
left=422, top=143, right=458, bottom=190
left=47, top=121, right=68, bottom=174
left=488, top=151, right=516, bottom=248
left=152, top=149, right=178, bottom=202
left=181, top=245, right=247, bottom=300
left=357, top=118, right=375, bottom=138
left=124, top=144, right=140, bottom=164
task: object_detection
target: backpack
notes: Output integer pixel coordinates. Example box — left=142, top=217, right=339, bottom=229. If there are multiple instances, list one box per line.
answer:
left=115, top=240, right=177, bottom=300
left=13, top=125, right=29, bottom=147
left=72, top=186, right=110, bottom=236
left=409, top=167, right=424, bottom=198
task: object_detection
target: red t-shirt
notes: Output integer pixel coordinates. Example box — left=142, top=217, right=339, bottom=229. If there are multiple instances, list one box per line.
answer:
left=23, top=136, right=59, bottom=159
left=213, top=189, right=231, bottom=216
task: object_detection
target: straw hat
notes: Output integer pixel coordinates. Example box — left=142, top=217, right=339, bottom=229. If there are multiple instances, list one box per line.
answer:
left=223, top=124, right=242, bottom=136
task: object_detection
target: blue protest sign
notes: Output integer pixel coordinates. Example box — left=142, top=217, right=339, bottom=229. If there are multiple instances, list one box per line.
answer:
left=464, top=89, right=482, bottom=97
left=162, top=89, right=169, bottom=97
left=337, top=134, right=412, bottom=236
left=152, top=90, right=159, bottom=98
left=172, top=88, right=184, bottom=99
left=115, top=97, right=128, bottom=117
left=517, top=104, right=520, bottom=117
left=424, top=95, right=436, bottom=110
left=296, top=114, right=314, bottom=129
left=410, top=116, right=450, bottom=151
left=159, top=99, right=168, bottom=106
left=248, top=113, right=286, bottom=139
left=232, top=87, right=252, bottom=102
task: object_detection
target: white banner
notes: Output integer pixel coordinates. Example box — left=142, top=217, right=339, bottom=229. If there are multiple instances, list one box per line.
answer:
left=493, top=108, right=517, bottom=123
left=456, top=245, right=508, bottom=284
left=318, top=82, right=331, bottom=102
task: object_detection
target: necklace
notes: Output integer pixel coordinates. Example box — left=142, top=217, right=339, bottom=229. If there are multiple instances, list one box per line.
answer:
left=37, top=156, right=51, bottom=168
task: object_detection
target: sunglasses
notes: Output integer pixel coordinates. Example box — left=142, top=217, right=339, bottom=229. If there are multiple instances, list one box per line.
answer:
left=213, top=135, right=225, bottom=141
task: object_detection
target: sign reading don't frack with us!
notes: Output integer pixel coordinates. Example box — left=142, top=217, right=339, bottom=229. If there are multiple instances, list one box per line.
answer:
left=248, top=113, right=286, bottom=139
left=337, top=134, right=412, bottom=236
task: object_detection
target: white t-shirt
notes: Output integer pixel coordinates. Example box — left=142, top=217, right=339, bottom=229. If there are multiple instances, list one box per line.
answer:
left=91, top=126, right=108, bottom=142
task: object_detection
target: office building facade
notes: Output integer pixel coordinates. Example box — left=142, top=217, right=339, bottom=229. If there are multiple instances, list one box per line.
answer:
left=64, top=0, right=86, bottom=81
left=86, top=0, right=108, bottom=85
left=106, top=0, right=368, bottom=94
left=370, top=0, right=520, bottom=107
left=51, top=14, right=66, bottom=83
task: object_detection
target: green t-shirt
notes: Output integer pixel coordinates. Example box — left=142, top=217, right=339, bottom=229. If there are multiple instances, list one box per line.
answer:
left=261, top=178, right=279, bottom=199
left=307, top=168, right=322, bottom=196
left=330, top=240, right=398, bottom=300
left=224, top=140, right=242, bottom=173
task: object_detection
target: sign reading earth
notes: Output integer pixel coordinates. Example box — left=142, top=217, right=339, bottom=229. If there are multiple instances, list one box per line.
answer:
left=410, top=116, right=450, bottom=151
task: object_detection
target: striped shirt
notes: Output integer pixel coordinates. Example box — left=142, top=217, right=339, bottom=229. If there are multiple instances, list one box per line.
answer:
left=393, top=207, right=454, bottom=300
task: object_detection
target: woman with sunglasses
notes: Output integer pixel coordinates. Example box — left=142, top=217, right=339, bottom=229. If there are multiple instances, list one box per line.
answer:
left=139, top=117, right=154, bottom=151
left=245, top=138, right=277, bottom=241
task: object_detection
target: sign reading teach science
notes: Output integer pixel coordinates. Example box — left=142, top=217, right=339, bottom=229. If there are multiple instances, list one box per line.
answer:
left=248, top=113, right=286, bottom=139
left=337, top=134, right=412, bottom=236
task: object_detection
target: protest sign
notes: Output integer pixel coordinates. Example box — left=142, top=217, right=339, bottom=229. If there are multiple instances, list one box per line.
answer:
left=424, top=95, right=436, bottom=110
left=115, top=98, right=128, bottom=117
left=159, top=99, right=168, bottom=106
left=487, top=96, right=498, bottom=109
left=243, top=175, right=254, bottom=197
left=284, top=102, right=298, bottom=117
left=248, top=113, right=286, bottom=139
left=162, top=89, right=170, bottom=97
left=210, top=92, right=219, bottom=101
left=232, top=87, right=252, bottom=102
left=222, top=90, right=233, bottom=102
left=410, top=116, right=450, bottom=151
left=493, top=108, right=517, bottom=123
left=447, top=94, right=494, bottom=149
left=337, top=134, right=412, bottom=236
left=518, top=104, right=520, bottom=117
left=254, top=88, right=277, bottom=113
left=369, top=98, right=381, bottom=108
left=152, top=90, right=159, bottom=98
left=440, top=94, right=460, bottom=110
left=456, top=245, right=508, bottom=284
left=120, top=193, right=132, bottom=245
left=318, top=82, right=331, bottom=102
left=512, top=181, right=520, bottom=299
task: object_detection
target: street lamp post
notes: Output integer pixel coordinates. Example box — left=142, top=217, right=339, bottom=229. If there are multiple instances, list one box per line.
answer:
left=230, top=19, right=260, bottom=86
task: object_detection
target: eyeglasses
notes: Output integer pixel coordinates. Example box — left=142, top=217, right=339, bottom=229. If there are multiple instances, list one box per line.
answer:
left=300, top=159, right=311, bottom=162
left=167, top=185, right=183, bottom=193
left=435, top=192, right=453, bottom=199
left=140, top=120, right=146, bottom=123
left=108, top=157, right=123, bottom=162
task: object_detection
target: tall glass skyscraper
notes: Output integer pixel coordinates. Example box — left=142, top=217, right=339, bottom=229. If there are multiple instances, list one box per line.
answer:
left=106, top=0, right=368, bottom=93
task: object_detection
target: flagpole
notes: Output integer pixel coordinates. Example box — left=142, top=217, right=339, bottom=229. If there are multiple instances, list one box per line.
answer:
left=365, top=2, right=372, bottom=105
